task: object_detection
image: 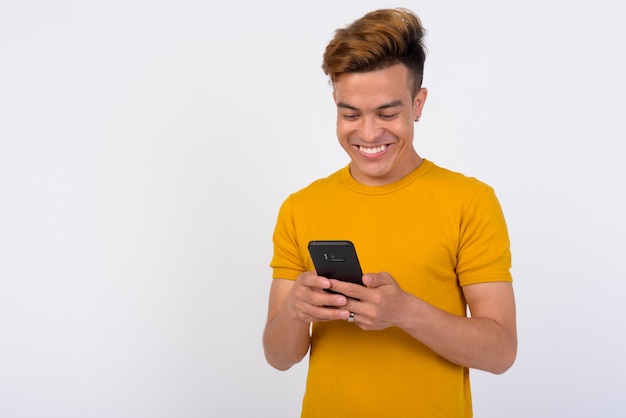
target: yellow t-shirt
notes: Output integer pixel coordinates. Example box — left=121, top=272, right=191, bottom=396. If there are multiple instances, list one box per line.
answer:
left=271, top=160, right=512, bottom=418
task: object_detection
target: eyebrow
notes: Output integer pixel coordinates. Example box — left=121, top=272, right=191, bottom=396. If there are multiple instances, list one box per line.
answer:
left=336, top=100, right=403, bottom=111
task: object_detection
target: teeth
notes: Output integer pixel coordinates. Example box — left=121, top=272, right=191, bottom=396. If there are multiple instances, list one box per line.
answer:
left=359, top=144, right=387, bottom=155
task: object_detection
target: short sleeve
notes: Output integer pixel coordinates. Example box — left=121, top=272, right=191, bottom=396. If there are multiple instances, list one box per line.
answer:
left=270, top=196, right=306, bottom=280
left=456, top=185, right=513, bottom=286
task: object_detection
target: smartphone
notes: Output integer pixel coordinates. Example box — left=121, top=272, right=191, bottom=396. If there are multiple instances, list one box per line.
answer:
left=308, top=240, right=364, bottom=286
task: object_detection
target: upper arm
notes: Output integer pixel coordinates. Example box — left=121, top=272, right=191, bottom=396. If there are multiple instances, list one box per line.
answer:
left=463, top=282, right=517, bottom=342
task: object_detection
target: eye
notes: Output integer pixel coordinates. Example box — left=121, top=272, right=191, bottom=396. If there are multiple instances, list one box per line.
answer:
left=342, top=114, right=359, bottom=121
left=380, top=113, right=398, bottom=121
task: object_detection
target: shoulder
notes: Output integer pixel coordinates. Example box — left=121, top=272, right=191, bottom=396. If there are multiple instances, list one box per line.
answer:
left=426, top=162, right=490, bottom=186
left=422, top=161, right=495, bottom=198
left=285, top=167, right=347, bottom=202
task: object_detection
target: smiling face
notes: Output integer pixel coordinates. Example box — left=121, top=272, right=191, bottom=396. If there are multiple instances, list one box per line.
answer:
left=333, top=63, right=427, bottom=186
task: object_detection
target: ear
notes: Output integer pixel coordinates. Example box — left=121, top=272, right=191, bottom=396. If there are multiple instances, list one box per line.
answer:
left=413, top=87, right=428, bottom=121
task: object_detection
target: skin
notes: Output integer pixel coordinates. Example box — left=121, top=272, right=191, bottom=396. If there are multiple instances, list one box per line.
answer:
left=333, top=63, right=426, bottom=186
left=263, top=63, right=517, bottom=374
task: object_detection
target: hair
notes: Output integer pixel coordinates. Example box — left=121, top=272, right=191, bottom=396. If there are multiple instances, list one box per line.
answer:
left=322, top=8, right=427, bottom=97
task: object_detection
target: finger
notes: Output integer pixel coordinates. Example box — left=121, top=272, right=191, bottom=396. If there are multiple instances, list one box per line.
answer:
left=301, top=304, right=351, bottom=322
left=299, top=272, right=332, bottom=290
left=362, top=272, right=393, bottom=288
left=328, top=279, right=368, bottom=301
left=305, top=290, right=348, bottom=309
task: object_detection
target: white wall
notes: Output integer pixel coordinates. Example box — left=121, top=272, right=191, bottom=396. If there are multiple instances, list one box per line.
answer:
left=1, top=1, right=624, bottom=417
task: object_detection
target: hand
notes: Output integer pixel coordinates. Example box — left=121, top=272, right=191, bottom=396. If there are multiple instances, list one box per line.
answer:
left=287, top=271, right=352, bottom=324
left=329, top=272, right=412, bottom=331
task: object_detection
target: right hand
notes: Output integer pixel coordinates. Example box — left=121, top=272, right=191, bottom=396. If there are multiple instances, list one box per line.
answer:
left=287, top=271, right=351, bottom=323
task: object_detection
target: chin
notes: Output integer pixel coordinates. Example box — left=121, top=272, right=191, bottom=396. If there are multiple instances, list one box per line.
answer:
left=354, top=166, right=394, bottom=183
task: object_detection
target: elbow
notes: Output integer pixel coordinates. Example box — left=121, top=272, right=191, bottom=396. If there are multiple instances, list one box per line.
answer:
left=263, top=335, right=309, bottom=372
left=490, top=341, right=517, bottom=375
left=262, top=339, right=293, bottom=371
left=490, top=356, right=515, bottom=375
left=267, top=360, right=291, bottom=372
left=264, top=351, right=308, bottom=372
left=264, top=352, right=297, bottom=372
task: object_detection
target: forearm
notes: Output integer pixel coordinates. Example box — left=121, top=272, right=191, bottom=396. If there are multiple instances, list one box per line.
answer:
left=263, top=305, right=311, bottom=371
left=399, top=295, right=517, bottom=374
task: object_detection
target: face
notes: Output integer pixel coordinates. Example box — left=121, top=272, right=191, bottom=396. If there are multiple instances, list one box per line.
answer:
left=333, top=63, right=427, bottom=186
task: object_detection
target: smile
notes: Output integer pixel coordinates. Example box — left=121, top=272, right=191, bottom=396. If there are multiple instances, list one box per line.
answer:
left=359, top=144, right=388, bottom=155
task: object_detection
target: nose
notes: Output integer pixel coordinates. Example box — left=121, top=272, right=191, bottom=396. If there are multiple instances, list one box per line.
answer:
left=360, top=115, right=381, bottom=143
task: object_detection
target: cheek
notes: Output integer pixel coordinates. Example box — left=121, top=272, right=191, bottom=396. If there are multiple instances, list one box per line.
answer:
left=335, top=123, right=351, bottom=142
left=337, top=134, right=352, bottom=151
left=393, top=120, right=414, bottom=139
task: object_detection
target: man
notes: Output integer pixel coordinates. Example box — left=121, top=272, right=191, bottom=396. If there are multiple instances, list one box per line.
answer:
left=263, top=8, right=516, bottom=417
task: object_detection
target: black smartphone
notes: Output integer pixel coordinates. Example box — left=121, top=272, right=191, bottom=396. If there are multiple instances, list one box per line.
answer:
left=308, top=240, right=364, bottom=286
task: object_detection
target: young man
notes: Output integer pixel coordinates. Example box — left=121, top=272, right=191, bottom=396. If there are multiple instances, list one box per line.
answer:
left=263, top=8, right=517, bottom=417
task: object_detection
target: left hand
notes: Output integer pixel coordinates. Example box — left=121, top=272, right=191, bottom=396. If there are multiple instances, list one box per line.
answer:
left=328, top=272, right=413, bottom=331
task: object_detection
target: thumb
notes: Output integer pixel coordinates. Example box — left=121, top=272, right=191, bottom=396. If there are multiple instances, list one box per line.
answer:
left=363, top=272, right=393, bottom=288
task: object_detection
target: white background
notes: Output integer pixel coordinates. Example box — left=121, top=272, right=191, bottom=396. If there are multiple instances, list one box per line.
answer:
left=1, top=1, right=625, bottom=417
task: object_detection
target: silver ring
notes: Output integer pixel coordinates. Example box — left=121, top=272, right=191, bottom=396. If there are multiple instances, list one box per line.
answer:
left=347, top=312, right=355, bottom=323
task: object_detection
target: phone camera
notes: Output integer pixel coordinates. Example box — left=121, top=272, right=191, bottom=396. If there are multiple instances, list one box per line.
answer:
left=323, top=252, right=345, bottom=262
